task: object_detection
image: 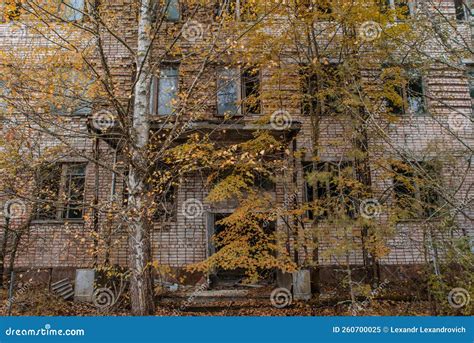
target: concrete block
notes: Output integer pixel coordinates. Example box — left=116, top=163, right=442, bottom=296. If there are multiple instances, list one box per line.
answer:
left=74, top=269, right=95, bottom=302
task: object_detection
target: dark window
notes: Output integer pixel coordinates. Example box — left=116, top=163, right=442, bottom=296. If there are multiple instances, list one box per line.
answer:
left=301, top=67, right=318, bottom=116
left=62, top=164, right=87, bottom=219
left=253, top=173, right=275, bottom=191
left=303, top=161, right=356, bottom=220
left=164, top=0, right=180, bottom=21
left=385, top=67, right=425, bottom=115
left=152, top=184, right=177, bottom=222
left=216, top=66, right=261, bottom=116
left=319, top=63, right=344, bottom=116
left=36, top=163, right=86, bottom=220
left=150, top=66, right=179, bottom=115
left=392, top=161, right=441, bottom=219
left=241, top=67, right=261, bottom=114
left=454, top=0, right=468, bottom=20
left=215, top=0, right=257, bottom=21
left=36, top=164, right=62, bottom=220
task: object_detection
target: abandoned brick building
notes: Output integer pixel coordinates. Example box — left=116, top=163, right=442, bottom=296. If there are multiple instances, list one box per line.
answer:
left=0, top=0, right=473, bottom=291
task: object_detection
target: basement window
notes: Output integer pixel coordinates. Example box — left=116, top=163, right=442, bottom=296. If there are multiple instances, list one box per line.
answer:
left=392, top=161, right=441, bottom=220
left=150, top=66, right=179, bottom=116
left=36, top=163, right=87, bottom=220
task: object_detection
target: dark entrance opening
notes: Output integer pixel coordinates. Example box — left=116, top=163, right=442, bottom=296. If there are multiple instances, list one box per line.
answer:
left=207, top=212, right=276, bottom=288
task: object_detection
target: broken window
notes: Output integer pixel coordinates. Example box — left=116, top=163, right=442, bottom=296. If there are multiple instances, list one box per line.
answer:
left=303, top=161, right=356, bottom=220
left=216, top=66, right=261, bottom=116
left=163, top=0, right=180, bottom=21
left=392, top=161, right=441, bottom=219
left=150, top=66, right=179, bottom=115
left=36, top=163, right=87, bottom=220
left=384, top=67, right=426, bottom=116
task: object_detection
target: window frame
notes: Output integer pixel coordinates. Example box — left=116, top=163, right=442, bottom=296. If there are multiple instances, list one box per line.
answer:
left=453, top=0, right=470, bottom=21
left=150, top=65, right=180, bottom=116
left=385, top=0, right=417, bottom=19
left=58, top=0, right=86, bottom=22
left=392, top=161, right=442, bottom=220
left=35, top=162, right=87, bottom=221
left=303, top=161, right=356, bottom=220
left=163, top=0, right=180, bottom=22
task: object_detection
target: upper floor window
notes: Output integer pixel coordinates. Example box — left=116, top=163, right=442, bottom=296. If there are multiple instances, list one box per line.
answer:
left=50, top=69, right=94, bottom=116
left=454, top=0, right=470, bottom=20
left=385, top=0, right=416, bottom=18
left=163, top=0, right=180, bottom=21
left=216, top=0, right=257, bottom=21
left=36, top=163, right=87, bottom=220
left=1, top=1, right=21, bottom=22
left=392, top=161, right=441, bottom=219
left=384, top=67, right=426, bottom=116
left=216, top=66, right=261, bottom=116
left=59, top=0, right=85, bottom=22
left=150, top=66, right=179, bottom=115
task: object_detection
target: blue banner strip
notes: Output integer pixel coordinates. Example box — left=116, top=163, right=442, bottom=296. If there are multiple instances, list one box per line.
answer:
left=0, top=316, right=472, bottom=343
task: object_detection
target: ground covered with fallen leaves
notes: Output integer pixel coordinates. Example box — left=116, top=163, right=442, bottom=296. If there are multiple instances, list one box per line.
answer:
left=0, top=286, right=440, bottom=316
